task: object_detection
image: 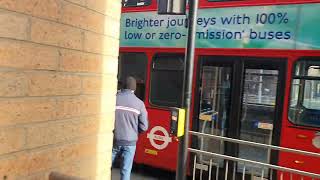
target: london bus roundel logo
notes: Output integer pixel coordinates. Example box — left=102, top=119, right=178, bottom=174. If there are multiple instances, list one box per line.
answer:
left=147, top=126, right=172, bottom=150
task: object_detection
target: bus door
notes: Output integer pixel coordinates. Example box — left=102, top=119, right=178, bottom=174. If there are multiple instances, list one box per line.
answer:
left=192, top=56, right=286, bottom=179
left=143, top=53, right=185, bottom=171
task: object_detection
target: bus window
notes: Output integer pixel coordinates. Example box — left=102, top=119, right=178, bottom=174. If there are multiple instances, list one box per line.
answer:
left=122, top=0, right=151, bottom=7
left=150, top=53, right=184, bottom=107
left=243, top=69, right=278, bottom=105
left=289, top=58, right=320, bottom=127
left=118, top=52, right=148, bottom=100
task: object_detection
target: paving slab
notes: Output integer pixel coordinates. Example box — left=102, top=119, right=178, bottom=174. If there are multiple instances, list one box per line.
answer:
left=111, top=165, right=175, bottom=180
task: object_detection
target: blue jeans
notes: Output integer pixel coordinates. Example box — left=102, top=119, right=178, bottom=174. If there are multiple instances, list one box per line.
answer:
left=112, top=145, right=136, bottom=180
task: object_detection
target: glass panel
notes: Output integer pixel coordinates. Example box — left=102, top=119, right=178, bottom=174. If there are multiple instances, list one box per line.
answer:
left=308, top=66, right=320, bottom=77
left=294, top=60, right=320, bottom=77
left=242, top=69, right=278, bottom=105
left=153, top=56, right=184, bottom=71
left=289, top=79, right=300, bottom=107
left=238, top=69, right=278, bottom=177
left=118, top=53, right=147, bottom=100
left=196, top=66, right=232, bottom=167
left=303, top=80, right=320, bottom=109
left=150, top=54, right=184, bottom=107
left=122, top=0, right=151, bottom=7
left=289, top=59, right=320, bottom=127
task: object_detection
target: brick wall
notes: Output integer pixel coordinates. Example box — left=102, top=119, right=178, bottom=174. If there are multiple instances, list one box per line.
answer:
left=0, top=0, right=121, bottom=179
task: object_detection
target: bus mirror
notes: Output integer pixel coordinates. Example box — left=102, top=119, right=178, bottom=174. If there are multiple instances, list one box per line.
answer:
left=158, top=0, right=186, bottom=15
left=170, top=107, right=186, bottom=137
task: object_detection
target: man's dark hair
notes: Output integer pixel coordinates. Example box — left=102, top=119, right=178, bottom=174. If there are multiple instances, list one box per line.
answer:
left=124, top=76, right=136, bottom=91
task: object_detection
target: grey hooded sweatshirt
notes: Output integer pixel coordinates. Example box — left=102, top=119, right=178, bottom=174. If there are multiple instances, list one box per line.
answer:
left=114, top=89, right=148, bottom=146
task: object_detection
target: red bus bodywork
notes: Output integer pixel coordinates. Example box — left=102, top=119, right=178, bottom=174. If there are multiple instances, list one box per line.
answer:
left=120, top=0, right=320, bottom=178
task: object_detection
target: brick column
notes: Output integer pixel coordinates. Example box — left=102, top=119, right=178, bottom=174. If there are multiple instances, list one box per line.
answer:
left=0, top=0, right=120, bottom=179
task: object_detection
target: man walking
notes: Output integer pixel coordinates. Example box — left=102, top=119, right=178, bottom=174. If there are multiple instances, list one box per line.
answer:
left=112, top=76, right=148, bottom=180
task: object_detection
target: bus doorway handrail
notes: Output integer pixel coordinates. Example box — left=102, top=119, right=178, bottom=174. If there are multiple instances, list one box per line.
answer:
left=189, top=131, right=320, bottom=158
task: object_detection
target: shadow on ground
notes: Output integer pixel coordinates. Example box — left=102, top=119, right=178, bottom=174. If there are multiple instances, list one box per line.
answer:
left=111, top=164, right=176, bottom=180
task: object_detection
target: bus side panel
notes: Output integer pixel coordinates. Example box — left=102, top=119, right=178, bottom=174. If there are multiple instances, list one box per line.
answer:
left=137, top=108, right=179, bottom=171
left=278, top=56, right=320, bottom=177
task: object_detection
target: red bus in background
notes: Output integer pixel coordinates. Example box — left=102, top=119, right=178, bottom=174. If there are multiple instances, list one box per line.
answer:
left=118, top=0, right=320, bottom=179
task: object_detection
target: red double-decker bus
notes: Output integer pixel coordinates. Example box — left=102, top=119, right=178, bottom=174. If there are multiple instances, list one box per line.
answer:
left=118, top=0, right=320, bottom=179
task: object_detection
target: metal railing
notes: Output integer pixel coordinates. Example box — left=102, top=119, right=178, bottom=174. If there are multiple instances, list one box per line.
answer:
left=189, top=131, right=320, bottom=180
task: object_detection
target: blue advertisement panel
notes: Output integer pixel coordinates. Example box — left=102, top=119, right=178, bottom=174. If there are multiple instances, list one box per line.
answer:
left=120, top=3, right=320, bottom=50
